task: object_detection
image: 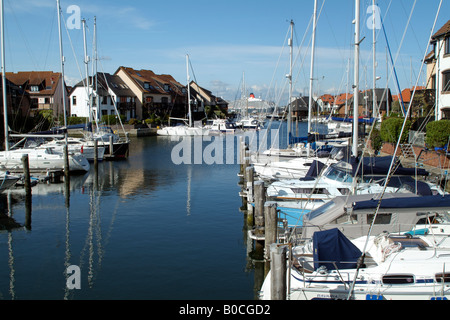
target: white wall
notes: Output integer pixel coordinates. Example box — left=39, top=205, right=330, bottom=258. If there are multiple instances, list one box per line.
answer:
left=437, top=37, right=450, bottom=119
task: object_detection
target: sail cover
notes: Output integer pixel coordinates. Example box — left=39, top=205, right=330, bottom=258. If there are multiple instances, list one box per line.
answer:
left=350, top=156, right=429, bottom=176
left=313, top=228, right=362, bottom=271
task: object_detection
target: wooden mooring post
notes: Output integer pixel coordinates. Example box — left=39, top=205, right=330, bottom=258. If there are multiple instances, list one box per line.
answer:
left=253, top=180, right=265, bottom=237
left=270, top=243, right=287, bottom=300
left=94, top=139, right=99, bottom=169
left=264, top=201, right=278, bottom=260
left=63, top=144, right=70, bottom=183
left=109, top=136, right=114, bottom=157
left=21, top=155, right=32, bottom=229
left=245, top=166, right=255, bottom=224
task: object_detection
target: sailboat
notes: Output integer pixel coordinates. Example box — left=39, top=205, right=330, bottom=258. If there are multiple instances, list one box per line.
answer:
left=38, top=136, right=106, bottom=162
left=157, top=55, right=209, bottom=136
left=82, top=18, right=130, bottom=159
left=259, top=0, right=449, bottom=301
left=0, top=0, right=90, bottom=174
left=252, top=8, right=348, bottom=182
left=259, top=222, right=450, bottom=300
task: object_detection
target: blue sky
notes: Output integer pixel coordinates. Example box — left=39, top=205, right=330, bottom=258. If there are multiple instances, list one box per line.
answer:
left=3, top=0, right=449, bottom=103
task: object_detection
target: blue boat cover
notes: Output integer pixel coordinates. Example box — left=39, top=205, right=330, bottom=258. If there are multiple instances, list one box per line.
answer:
left=350, top=156, right=429, bottom=176
left=352, top=194, right=450, bottom=210
left=300, top=160, right=326, bottom=180
left=313, top=228, right=362, bottom=271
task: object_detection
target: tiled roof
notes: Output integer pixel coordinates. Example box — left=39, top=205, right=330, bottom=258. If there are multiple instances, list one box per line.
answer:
left=432, top=20, right=450, bottom=40
left=393, top=87, right=426, bottom=103
left=334, top=93, right=353, bottom=105
left=5, top=71, right=61, bottom=96
left=118, top=67, right=181, bottom=95
left=72, top=72, right=136, bottom=98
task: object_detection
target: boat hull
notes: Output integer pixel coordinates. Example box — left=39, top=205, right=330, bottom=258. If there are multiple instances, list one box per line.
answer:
left=0, top=148, right=90, bottom=173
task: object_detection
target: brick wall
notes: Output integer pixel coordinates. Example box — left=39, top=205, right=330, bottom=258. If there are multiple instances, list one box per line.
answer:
left=380, top=143, right=450, bottom=169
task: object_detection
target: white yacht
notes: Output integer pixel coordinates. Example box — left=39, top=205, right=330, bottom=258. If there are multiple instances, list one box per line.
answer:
left=40, top=137, right=106, bottom=162
left=0, top=147, right=90, bottom=173
left=207, top=119, right=236, bottom=134
left=260, top=218, right=450, bottom=300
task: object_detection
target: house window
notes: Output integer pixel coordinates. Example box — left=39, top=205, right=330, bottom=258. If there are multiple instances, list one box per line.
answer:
left=446, top=36, right=450, bottom=55
left=30, top=98, right=38, bottom=109
left=442, top=70, right=450, bottom=93
left=144, top=82, right=150, bottom=90
left=164, top=84, right=170, bottom=92
left=30, top=85, right=39, bottom=92
left=72, top=96, right=77, bottom=105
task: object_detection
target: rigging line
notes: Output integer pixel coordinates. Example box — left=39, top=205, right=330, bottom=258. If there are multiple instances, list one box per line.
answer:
left=61, top=13, right=87, bottom=98
left=258, top=22, right=302, bottom=151
left=261, top=16, right=313, bottom=147
left=261, top=21, right=295, bottom=104
left=346, top=0, right=443, bottom=300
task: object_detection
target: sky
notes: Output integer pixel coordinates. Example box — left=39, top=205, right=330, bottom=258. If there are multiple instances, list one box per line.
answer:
left=2, top=0, right=449, bottom=104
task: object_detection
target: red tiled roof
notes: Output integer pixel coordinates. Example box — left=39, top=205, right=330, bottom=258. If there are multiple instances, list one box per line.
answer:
left=432, top=20, right=450, bottom=40
left=334, top=93, right=353, bottom=105
left=4, top=71, right=61, bottom=96
left=394, top=87, right=426, bottom=103
left=117, top=67, right=184, bottom=95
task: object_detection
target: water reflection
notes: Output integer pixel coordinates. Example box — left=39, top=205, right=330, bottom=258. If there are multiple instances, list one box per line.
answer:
left=0, top=134, right=256, bottom=300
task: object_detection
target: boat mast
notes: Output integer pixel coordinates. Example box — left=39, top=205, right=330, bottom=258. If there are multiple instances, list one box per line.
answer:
left=57, top=0, right=70, bottom=174
left=56, top=0, right=68, bottom=140
left=82, top=19, right=92, bottom=124
left=186, top=54, right=192, bottom=127
left=1, top=0, right=8, bottom=150
left=307, top=0, right=317, bottom=156
left=287, top=20, right=293, bottom=146
left=352, top=0, right=360, bottom=157
left=93, top=16, right=98, bottom=123
left=372, top=0, right=377, bottom=119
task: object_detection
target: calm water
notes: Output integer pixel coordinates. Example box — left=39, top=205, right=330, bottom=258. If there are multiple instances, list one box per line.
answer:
left=0, top=121, right=320, bottom=300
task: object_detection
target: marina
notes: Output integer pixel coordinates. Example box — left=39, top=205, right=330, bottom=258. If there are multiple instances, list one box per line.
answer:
left=0, top=0, right=450, bottom=304
left=0, top=134, right=261, bottom=300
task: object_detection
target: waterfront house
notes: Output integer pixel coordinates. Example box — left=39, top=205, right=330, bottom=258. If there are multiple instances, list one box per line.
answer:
left=331, top=93, right=353, bottom=116
left=189, top=81, right=229, bottom=116
left=425, top=19, right=450, bottom=119
left=5, top=71, right=68, bottom=118
left=360, top=88, right=393, bottom=117
left=69, top=73, right=137, bottom=122
left=0, top=77, right=30, bottom=118
left=316, top=94, right=335, bottom=114
left=290, top=96, right=316, bottom=120
left=115, top=67, right=185, bottom=120
left=392, top=87, right=432, bottom=117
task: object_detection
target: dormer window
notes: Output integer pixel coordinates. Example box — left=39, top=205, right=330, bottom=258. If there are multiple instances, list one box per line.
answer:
left=144, top=82, right=150, bottom=90
left=164, top=84, right=170, bottom=92
left=30, top=85, right=39, bottom=92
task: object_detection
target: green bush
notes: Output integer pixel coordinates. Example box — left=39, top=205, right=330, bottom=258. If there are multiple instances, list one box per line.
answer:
left=67, top=116, right=88, bottom=125
left=101, top=114, right=126, bottom=125
left=425, top=120, right=450, bottom=149
left=370, top=128, right=383, bottom=154
left=128, top=118, right=138, bottom=125
left=380, top=117, right=411, bottom=143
